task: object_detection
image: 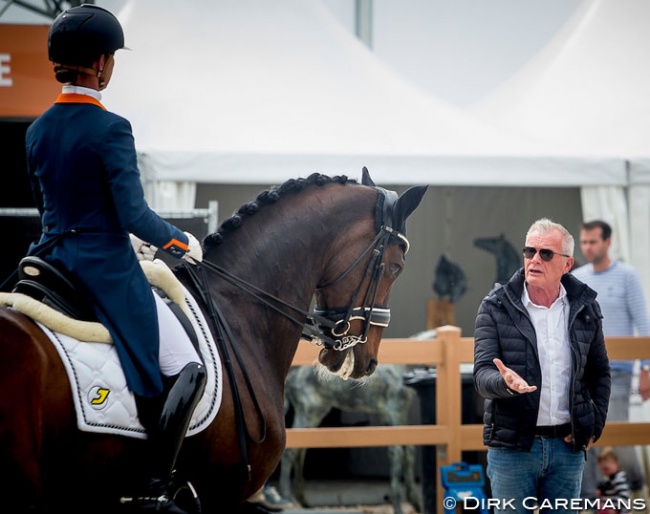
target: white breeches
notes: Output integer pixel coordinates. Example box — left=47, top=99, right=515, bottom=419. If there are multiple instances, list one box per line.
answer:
left=153, top=293, right=201, bottom=377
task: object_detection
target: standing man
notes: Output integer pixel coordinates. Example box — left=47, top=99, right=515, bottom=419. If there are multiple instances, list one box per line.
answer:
left=474, top=218, right=610, bottom=514
left=573, top=220, right=650, bottom=499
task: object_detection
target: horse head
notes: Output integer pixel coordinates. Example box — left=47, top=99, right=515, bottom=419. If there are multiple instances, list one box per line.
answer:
left=473, top=233, right=521, bottom=284
left=315, top=168, right=427, bottom=379
left=432, top=254, right=468, bottom=303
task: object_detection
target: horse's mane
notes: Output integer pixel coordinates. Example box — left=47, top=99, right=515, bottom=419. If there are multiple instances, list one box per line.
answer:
left=204, top=173, right=358, bottom=249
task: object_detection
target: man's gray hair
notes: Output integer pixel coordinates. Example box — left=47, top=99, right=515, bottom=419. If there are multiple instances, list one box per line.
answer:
left=526, top=218, right=575, bottom=256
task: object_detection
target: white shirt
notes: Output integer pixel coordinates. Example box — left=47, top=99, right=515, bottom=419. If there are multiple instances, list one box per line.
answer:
left=62, top=84, right=102, bottom=101
left=522, top=284, right=572, bottom=426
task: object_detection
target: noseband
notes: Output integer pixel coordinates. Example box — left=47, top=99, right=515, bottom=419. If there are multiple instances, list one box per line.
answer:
left=303, top=188, right=410, bottom=351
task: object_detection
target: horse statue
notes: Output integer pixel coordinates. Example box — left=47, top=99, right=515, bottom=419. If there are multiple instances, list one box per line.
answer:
left=432, top=254, right=467, bottom=303
left=0, top=169, right=427, bottom=514
left=473, top=234, right=521, bottom=285
left=279, top=364, right=421, bottom=514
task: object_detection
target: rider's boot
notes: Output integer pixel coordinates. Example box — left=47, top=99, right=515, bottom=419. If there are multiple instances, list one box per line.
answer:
left=125, top=362, right=207, bottom=513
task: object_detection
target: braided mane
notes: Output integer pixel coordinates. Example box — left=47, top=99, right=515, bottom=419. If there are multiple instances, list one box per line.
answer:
left=204, top=173, right=357, bottom=249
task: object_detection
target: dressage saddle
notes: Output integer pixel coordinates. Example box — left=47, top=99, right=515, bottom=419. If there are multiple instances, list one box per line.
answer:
left=11, top=256, right=199, bottom=350
left=13, top=256, right=96, bottom=321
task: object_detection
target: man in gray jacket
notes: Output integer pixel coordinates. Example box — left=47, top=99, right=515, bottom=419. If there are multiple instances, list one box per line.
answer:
left=474, top=218, right=610, bottom=514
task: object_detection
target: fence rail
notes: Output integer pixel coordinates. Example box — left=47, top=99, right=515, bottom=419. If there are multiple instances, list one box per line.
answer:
left=285, top=327, right=650, bottom=511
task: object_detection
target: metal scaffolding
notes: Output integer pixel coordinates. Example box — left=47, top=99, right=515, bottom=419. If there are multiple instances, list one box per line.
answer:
left=0, top=0, right=93, bottom=20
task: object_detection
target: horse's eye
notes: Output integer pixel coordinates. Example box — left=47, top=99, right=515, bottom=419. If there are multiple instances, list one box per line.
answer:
left=388, top=262, right=402, bottom=277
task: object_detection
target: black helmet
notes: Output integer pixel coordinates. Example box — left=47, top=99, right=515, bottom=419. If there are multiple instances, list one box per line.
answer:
left=48, top=4, right=125, bottom=66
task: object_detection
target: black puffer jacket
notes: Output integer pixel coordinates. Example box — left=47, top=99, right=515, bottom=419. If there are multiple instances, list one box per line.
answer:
left=473, top=268, right=610, bottom=452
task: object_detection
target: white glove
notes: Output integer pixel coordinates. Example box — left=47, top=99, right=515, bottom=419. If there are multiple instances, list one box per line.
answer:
left=182, top=231, right=203, bottom=264
left=129, top=233, right=157, bottom=261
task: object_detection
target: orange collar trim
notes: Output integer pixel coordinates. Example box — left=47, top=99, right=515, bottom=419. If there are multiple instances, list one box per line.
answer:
left=54, top=93, right=106, bottom=110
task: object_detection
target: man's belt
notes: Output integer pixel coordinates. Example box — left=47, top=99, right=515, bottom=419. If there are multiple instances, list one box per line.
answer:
left=534, top=423, right=571, bottom=438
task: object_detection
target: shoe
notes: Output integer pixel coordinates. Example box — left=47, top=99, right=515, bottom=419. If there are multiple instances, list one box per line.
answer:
left=262, top=486, right=299, bottom=510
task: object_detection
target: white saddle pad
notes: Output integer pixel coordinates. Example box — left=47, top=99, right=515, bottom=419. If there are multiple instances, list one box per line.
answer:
left=37, top=286, right=223, bottom=440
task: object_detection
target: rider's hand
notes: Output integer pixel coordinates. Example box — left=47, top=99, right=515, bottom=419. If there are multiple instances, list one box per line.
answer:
left=129, top=234, right=157, bottom=261
left=182, top=232, right=203, bottom=264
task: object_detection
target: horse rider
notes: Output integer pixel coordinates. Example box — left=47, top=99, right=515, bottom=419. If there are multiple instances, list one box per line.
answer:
left=25, top=5, right=205, bottom=512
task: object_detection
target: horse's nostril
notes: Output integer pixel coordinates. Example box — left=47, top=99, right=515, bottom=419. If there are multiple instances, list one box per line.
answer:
left=366, top=359, right=377, bottom=376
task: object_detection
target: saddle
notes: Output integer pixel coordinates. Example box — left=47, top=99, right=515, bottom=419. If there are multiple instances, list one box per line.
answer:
left=13, top=256, right=95, bottom=321
left=11, top=256, right=199, bottom=349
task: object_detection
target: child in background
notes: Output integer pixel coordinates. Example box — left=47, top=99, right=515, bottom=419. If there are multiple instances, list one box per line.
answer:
left=596, top=447, right=631, bottom=514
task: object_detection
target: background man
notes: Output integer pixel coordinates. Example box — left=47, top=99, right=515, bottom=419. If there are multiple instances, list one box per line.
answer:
left=573, top=220, right=650, bottom=500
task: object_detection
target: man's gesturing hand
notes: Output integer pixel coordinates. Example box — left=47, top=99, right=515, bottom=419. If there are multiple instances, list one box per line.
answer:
left=493, top=358, right=537, bottom=394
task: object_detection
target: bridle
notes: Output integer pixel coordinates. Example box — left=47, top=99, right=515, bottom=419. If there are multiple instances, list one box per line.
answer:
left=185, top=185, right=410, bottom=352
left=303, top=224, right=407, bottom=350
left=302, top=187, right=410, bottom=351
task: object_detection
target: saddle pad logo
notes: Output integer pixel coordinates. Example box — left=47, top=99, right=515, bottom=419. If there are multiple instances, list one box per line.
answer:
left=87, top=386, right=110, bottom=410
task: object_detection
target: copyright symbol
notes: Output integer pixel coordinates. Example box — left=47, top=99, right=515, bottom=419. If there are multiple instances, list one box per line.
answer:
left=443, top=497, right=457, bottom=510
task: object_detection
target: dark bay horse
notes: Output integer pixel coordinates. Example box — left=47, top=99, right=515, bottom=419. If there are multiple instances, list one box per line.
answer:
left=0, top=170, right=427, bottom=514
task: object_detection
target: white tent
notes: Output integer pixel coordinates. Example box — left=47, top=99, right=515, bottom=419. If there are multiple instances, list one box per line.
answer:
left=471, top=0, right=650, bottom=298
left=103, top=0, right=625, bottom=209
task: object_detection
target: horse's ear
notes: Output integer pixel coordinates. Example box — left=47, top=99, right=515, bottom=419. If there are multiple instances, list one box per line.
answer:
left=361, top=167, right=376, bottom=187
left=393, top=185, right=428, bottom=232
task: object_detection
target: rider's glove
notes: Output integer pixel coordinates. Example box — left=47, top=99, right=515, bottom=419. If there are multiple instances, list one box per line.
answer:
left=182, top=231, right=203, bottom=264
left=129, top=234, right=157, bottom=261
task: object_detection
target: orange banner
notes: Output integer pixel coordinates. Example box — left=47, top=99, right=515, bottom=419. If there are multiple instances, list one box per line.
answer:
left=0, top=24, right=60, bottom=119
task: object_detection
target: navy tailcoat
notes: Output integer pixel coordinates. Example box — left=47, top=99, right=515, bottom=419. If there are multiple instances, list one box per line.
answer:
left=25, top=93, right=190, bottom=397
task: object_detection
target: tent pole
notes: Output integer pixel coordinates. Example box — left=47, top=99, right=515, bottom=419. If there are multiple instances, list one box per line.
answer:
left=355, top=0, right=373, bottom=49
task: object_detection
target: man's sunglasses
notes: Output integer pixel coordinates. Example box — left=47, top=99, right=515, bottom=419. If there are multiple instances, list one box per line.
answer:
left=522, top=246, right=571, bottom=262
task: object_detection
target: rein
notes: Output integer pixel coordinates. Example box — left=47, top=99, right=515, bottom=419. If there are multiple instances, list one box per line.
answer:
left=182, top=262, right=265, bottom=483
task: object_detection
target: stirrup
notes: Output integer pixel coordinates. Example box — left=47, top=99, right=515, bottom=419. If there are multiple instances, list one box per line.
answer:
left=119, top=477, right=201, bottom=514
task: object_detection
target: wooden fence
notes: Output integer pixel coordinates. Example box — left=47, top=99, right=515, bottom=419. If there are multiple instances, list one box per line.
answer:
left=285, top=326, right=650, bottom=512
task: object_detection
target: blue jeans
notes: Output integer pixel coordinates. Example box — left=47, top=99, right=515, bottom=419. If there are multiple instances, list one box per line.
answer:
left=488, top=437, right=585, bottom=514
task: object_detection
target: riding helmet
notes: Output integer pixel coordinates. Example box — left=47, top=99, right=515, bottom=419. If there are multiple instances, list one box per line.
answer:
left=48, top=4, right=125, bottom=66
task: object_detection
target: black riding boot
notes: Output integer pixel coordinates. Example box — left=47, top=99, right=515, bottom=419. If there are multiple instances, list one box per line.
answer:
left=126, top=362, right=207, bottom=513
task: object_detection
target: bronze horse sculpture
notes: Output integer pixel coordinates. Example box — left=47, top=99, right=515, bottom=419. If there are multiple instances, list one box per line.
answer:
left=0, top=170, right=427, bottom=514
left=280, top=364, right=421, bottom=514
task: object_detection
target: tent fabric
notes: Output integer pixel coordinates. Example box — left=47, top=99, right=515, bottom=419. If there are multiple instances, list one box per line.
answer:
left=470, top=0, right=650, bottom=159
left=471, top=0, right=650, bottom=300
left=102, top=0, right=624, bottom=189
left=629, top=163, right=650, bottom=298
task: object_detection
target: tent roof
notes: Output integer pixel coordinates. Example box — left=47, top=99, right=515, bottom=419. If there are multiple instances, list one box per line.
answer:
left=471, top=0, right=650, bottom=159
left=104, top=0, right=624, bottom=186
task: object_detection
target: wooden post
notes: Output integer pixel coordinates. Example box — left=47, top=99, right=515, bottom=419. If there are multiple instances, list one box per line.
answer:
left=427, top=298, right=455, bottom=329
left=435, top=325, right=463, bottom=513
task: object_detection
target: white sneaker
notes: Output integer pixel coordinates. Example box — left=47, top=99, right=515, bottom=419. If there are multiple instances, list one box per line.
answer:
left=263, top=486, right=299, bottom=509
